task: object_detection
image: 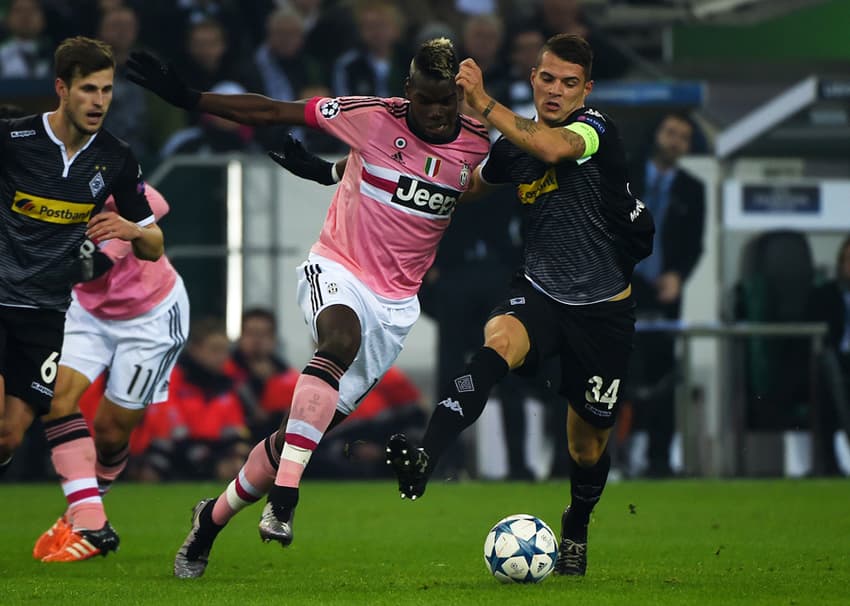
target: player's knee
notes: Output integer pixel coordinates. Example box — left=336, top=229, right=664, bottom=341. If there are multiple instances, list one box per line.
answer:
left=569, top=442, right=603, bottom=468
left=45, top=394, right=79, bottom=420
left=316, top=328, right=361, bottom=366
left=0, top=425, right=26, bottom=456
left=93, top=415, right=130, bottom=452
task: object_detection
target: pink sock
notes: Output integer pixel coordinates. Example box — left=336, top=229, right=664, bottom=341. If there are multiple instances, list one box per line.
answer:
left=96, top=445, right=129, bottom=496
left=45, top=414, right=106, bottom=531
left=275, top=355, right=345, bottom=489
left=211, top=432, right=280, bottom=526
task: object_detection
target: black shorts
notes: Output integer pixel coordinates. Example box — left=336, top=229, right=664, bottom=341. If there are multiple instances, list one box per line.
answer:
left=489, top=276, right=635, bottom=429
left=0, top=306, right=65, bottom=415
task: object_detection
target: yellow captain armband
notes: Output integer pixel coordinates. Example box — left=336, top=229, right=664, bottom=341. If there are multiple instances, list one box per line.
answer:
left=564, top=121, right=600, bottom=159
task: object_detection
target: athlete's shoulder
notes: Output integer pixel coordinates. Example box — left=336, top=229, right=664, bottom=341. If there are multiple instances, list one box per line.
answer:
left=458, top=113, right=490, bottom=144
left=569, top=105, right=616, bottom=134
left=333, top=95, right=408, bottom=118
left=2, top=113, right=44, bottom=140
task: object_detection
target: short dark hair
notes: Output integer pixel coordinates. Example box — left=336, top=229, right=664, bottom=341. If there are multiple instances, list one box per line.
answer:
left=241, top=307, right=277, bottom=331
left=188, top=316, right=228, bottom=346
left=54, top=36, right=115, bottom=84
left=539, top=33, right=593, bottom=80
left=409, top=37, right=459, bottom=81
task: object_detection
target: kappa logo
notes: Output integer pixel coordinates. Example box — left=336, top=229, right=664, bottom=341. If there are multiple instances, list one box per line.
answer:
left=10, top=129, right=36, bottom=138
left=454, top=374, right=475, bottom=393
left=392, top=176, right=459, bottom=216
left=438, top=397, right=464, bottom=417
left=585, top=108, right=605, bottom=119
left=319, top=99, right=341, bottom=119
left=30, top=381, right=54, bottom=397
left=89, top=172, right=105, bottom=198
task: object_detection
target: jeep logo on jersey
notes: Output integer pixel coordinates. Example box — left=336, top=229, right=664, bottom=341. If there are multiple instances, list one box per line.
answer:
left=392, top=177, right=459, bottom=216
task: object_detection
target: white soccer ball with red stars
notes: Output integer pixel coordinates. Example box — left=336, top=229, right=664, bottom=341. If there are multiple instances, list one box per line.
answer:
left=483, top=514, right=558, bottom=583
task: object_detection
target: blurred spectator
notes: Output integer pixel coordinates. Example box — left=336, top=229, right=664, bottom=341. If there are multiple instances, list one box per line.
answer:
left=224, top=307, right=300, bottom=441
left=0, top=0, right=52, bottom=78
left=504, top=24, right=545, bottom=117
left=287, top=0, right=357, bottom=77
left=159, top=81, right=263, bottom=157
left=459, top=14, right=508, bottom=119
left=532, top=0, right=632, bottom=80
left=628, top=112, right=705, bottom=477
left=331, top=0, right=407, bottom=98
left=309, top=366, right=428, bottom=478
left=808, top=235, right=850, bottom=475
left=168, top=316, right=250, bottom=480
left=252, top=6, right=327, bottom=150
left=176, top=17, right=260, bottom=95
left=97, top=6, right=156, bottom=158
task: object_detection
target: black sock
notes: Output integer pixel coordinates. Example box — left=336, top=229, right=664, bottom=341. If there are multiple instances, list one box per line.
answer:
left=200, top=498, right=224, bottom=534
left=422, top=347, right=510, bottom=465
left=564, top=450, right=611, bottom=542
left=268, top=484, right=299, bottom=520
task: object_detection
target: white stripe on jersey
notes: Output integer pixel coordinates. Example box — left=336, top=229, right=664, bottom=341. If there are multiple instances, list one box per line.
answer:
left=359, top=181, right=451, bottom=221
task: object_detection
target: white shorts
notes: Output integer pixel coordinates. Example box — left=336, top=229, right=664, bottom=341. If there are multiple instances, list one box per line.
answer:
left=60, top=277, right=190, bottom=410
left=296, top=254, right=420, bottom=415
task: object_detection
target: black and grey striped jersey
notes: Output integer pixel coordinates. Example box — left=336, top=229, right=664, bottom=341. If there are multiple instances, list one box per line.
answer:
left=0, top=113, right=154, bottom=311
left=481, top=105, right=654, bottom=305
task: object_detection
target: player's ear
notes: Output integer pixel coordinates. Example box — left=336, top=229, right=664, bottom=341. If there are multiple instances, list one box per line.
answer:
left=403, top=77, right=411, bottom=97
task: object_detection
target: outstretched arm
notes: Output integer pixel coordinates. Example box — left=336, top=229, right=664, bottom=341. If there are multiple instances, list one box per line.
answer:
left=126, top=50, right=307, bottom=126
left=456, top=59, right=587, bottom=165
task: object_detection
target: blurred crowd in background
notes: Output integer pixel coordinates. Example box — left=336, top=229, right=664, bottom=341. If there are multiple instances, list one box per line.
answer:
left=2, top=0, right=848, bottom=482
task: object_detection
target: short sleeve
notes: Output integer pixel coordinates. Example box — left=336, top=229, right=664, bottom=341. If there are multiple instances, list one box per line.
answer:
left=110, top=147, right=155, bottom=225
left=480, top=137, right=514, bottom=185
left=304, top=96, right=382, bottom=151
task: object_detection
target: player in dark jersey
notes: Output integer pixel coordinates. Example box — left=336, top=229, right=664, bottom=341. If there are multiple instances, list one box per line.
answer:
left=0, top=36, right=162, bottom=561
left=387, top=34, right=655, bottom=577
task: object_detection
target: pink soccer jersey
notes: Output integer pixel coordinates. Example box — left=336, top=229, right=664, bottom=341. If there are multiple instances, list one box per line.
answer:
left=304, top=96, right=491, bottom=299
left=74, top=184, right=178, bottom=320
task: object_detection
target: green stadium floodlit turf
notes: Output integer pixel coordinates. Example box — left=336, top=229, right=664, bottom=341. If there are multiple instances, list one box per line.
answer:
left=1, top=480, right=848, bottom=605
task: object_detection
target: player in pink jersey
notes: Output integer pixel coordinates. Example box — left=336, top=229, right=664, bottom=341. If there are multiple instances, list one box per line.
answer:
left=126, top=38, right=490, bottom=577
left=33, top=184, right=190, bottom=562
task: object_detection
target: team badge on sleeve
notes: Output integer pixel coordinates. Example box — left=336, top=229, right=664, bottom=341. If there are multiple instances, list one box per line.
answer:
left=320, top=99, right=341, bottom=119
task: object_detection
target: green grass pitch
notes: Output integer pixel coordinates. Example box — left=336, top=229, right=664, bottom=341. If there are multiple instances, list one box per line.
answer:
left=1, top=479, right=848, bottom=605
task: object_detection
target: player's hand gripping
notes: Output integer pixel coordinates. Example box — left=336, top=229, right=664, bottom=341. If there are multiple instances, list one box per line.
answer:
left=455, top=58, right=489, bottom=114
left=86, top=211, right=144, bottom=243
left=126, top=50, right=201, bottom=110
left=268, top=134, right=338, bottom=186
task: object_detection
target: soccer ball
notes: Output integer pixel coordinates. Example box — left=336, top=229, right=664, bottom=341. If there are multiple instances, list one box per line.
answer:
left=483, top=514, right=558, bottom=583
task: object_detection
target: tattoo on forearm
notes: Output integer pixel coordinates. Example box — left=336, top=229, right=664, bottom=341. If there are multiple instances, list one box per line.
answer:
left=559, top=128, right=584, bottom=153
left=481, top=99, right=496, bottom=118
left=515, top=116, right=541, bottom=135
